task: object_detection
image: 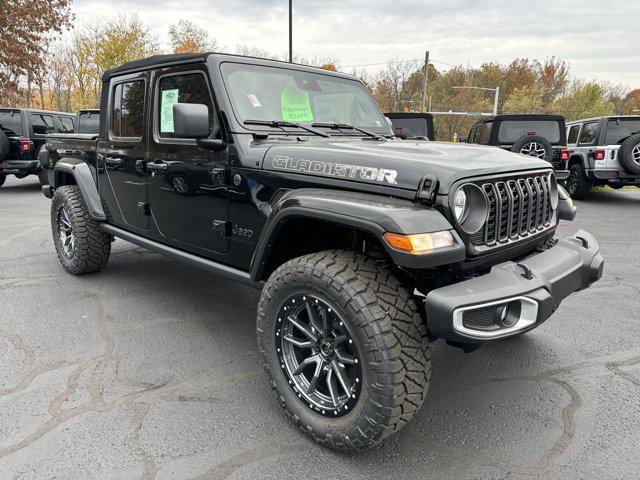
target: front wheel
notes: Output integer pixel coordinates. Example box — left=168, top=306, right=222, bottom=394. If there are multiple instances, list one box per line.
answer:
left=257, top=250, right=431, bottom=452
left=0, top=174, right=5, bottom=188
left=51, top=185, right=112, bottom=274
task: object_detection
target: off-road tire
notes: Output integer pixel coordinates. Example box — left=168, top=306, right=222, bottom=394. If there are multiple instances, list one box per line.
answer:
left=0, top=174, right=5, bottom=188
left=37, top=145, right=49, bottom=186
left=617, top=134, right=640, bottom=175
left=37, top=170, right=49, bottom=186
left=51, top=185, right=111, bottom=274
left=0, top=130, right=9, bottom=161
left=257, top=250, right=431, bottom=452
left=511, top=135, right=553, bottom=161
left=567, top=163, right=592, bottom=199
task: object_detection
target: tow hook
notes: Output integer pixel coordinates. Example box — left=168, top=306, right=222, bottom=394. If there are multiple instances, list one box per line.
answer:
left=517, top=263, right=534, bottom=280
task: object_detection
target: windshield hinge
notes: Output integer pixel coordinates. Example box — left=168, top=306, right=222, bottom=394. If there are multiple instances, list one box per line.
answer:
left=416, top=174, right=438, bottom=204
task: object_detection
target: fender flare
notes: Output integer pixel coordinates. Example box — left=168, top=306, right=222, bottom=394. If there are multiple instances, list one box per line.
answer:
left=54, top=158, right=106, bottom=221
left=568, top=152, right=589, bottom=169
left=249, top=188, right=465, bottom=281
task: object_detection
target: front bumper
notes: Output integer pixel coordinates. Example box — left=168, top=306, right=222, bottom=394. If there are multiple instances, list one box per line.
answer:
left=425, top=229, right=603, bottom=342
left=0, top=159, right=41, bottom=174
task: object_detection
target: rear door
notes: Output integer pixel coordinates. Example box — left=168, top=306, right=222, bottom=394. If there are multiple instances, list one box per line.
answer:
left=101, top=73, right=150, bottom=230
left=146, top=64, right=229, bottom=255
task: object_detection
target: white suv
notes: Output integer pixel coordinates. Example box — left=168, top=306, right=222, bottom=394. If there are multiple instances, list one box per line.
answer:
left=565, top=116, right=640, bottom=198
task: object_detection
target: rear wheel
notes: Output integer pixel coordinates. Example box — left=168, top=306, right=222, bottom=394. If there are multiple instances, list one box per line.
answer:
left=257, top=250, right=431, bottom=452
left=566, top=164, right=592, bottom=199
left=0, top=174, right=5, bottom=188
left=51, top=185, right=111, bottom=274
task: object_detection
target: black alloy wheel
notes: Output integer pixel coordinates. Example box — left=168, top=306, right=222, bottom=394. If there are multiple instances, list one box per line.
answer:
left=277, top=293, right=362, bottom=417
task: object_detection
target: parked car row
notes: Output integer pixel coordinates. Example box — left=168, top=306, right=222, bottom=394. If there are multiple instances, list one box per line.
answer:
left=384, top=111, right=640, bottom=198
left=0, top=108, right=99, bottom=187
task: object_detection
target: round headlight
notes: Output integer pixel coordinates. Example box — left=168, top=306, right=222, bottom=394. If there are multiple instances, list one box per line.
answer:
left=453, top=187, right=468, bottom=222
left=453, top=184, right=489, bottom=235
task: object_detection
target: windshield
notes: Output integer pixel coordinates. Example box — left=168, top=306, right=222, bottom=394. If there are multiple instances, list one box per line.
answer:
left=0, top=110, right=23, bottom=136
left=77, top=111, right=100, bottom=134
left=498, top=120, right=561, bottom=143
left=604, top=118, right=640, bottom=144
left=220, top=62, right=391, bottom=134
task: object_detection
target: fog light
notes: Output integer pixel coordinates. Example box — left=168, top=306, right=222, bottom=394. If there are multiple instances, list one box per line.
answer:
left=498, top=301, right=521, bottom=328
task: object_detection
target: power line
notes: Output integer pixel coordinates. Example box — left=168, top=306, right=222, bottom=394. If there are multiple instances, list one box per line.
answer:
left=342, top=57, right=456, bottom=69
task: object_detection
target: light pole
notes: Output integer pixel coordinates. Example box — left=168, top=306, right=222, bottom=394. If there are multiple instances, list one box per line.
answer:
left=452, top=85, right=500, bottom=115
left=288, top=0, right=293, bottom=62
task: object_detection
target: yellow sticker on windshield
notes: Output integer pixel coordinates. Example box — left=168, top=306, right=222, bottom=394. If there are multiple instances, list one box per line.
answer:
left=281, top=88, right=313, bottom=122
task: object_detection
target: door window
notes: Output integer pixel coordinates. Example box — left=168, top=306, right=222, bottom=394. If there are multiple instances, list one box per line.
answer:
left=57, top=116, right=75, bottom=133
left=112, top=80, right=145, bottom=138
left=157, top=72, right=217, bottom=139
left=578, top=122, right=598, bottom=145
left=479, top=121, right=493, bottom=143
left=31, top=114, right=55, bottom=135
left=567, top=125, right=580, bottom=144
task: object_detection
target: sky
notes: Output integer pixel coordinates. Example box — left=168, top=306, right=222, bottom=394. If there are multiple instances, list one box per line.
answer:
left=73, top=0, right=640, bottom=88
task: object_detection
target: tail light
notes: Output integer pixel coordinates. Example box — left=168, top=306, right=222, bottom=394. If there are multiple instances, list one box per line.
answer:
left=560, top=149, right=570, bottom=161
left=593, top=150, right=606, bottom=160
left=19, top=139, right=34, bottom=152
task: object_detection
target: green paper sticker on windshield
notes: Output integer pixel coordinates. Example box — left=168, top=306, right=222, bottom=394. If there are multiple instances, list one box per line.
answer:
left=160, top=89, right=180, bottom=133
left=281, top=88, right=313, bottom=122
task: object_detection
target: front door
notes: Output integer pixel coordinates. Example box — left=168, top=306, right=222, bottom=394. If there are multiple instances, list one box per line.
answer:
left=146, top=66, right=229, bottom=256
left=101, top=73, right=150, bottom=230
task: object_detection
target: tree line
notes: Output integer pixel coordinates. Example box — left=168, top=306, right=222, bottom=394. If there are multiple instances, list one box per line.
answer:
left=1, top=1, right=638, bottom=140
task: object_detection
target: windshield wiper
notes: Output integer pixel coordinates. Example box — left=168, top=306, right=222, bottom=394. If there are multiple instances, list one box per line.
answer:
left=311, top=122, right=384, bottom=140
left=244, top=119, right=330, bottom=138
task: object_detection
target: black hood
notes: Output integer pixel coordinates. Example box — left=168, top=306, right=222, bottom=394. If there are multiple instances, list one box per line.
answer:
left=261, top=138, right=552, bottom=194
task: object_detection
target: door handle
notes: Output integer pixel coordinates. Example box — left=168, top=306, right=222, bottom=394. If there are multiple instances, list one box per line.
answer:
left=105, top=156, right=123, bottom=167
left=147, top=162, right=168, bottom=172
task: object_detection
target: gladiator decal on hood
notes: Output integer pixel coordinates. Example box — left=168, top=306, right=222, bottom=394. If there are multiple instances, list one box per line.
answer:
left=271, top=155, right=398, bottom=185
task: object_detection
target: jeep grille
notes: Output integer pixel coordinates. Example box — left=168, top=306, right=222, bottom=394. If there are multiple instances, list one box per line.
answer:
left=469, top=173, right=555, bottom=248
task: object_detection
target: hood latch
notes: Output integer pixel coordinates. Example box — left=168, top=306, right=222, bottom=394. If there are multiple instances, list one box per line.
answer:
left=416, top=173, right=439, bottom=205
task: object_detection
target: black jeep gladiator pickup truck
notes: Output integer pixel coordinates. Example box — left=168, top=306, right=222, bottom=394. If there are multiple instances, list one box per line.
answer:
left=41, top=53, right=603, bottom=452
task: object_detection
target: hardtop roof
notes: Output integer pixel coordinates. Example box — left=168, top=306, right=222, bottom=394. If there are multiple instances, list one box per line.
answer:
left=473, top=114, right=565, bottom=124
left=566, top=115, right=640, bottom=125
left=101, top=52, right=359, bottom=82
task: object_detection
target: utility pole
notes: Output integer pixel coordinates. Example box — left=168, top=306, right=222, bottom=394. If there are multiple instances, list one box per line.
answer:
left=492, top=86, right=500, bottom=115
left=420, top=50, right=429, bottom=113
left=288, top=0, right=293, bottom=62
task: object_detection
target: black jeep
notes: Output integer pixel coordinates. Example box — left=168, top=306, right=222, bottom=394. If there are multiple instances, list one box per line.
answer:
left=467, top=114, right=570, bottom=171
left=0, top=108, right=75, bottom=188
left=40, top=53, right=603, bottom=452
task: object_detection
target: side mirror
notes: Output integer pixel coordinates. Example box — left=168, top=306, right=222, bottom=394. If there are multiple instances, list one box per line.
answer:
left=173, top=103, right=210, bottom=138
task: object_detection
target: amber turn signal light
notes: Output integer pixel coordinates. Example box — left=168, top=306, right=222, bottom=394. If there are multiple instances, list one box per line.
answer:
left=383, top=231, right=454, bottom=254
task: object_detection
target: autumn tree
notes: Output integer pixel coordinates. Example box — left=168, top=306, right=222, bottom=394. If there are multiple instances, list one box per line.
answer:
left=0, top=0, right=73, bottom=106
left=168, top=20, right=217, bottom=54
left=552, top=81, right=614, bottom=121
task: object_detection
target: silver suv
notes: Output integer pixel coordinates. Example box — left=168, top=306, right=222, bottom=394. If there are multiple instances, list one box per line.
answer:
left=565, top=116, right=640, bottom=198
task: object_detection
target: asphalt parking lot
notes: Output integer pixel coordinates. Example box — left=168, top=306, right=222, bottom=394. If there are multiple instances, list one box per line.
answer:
left=0, top=175, right=639, bottom=480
